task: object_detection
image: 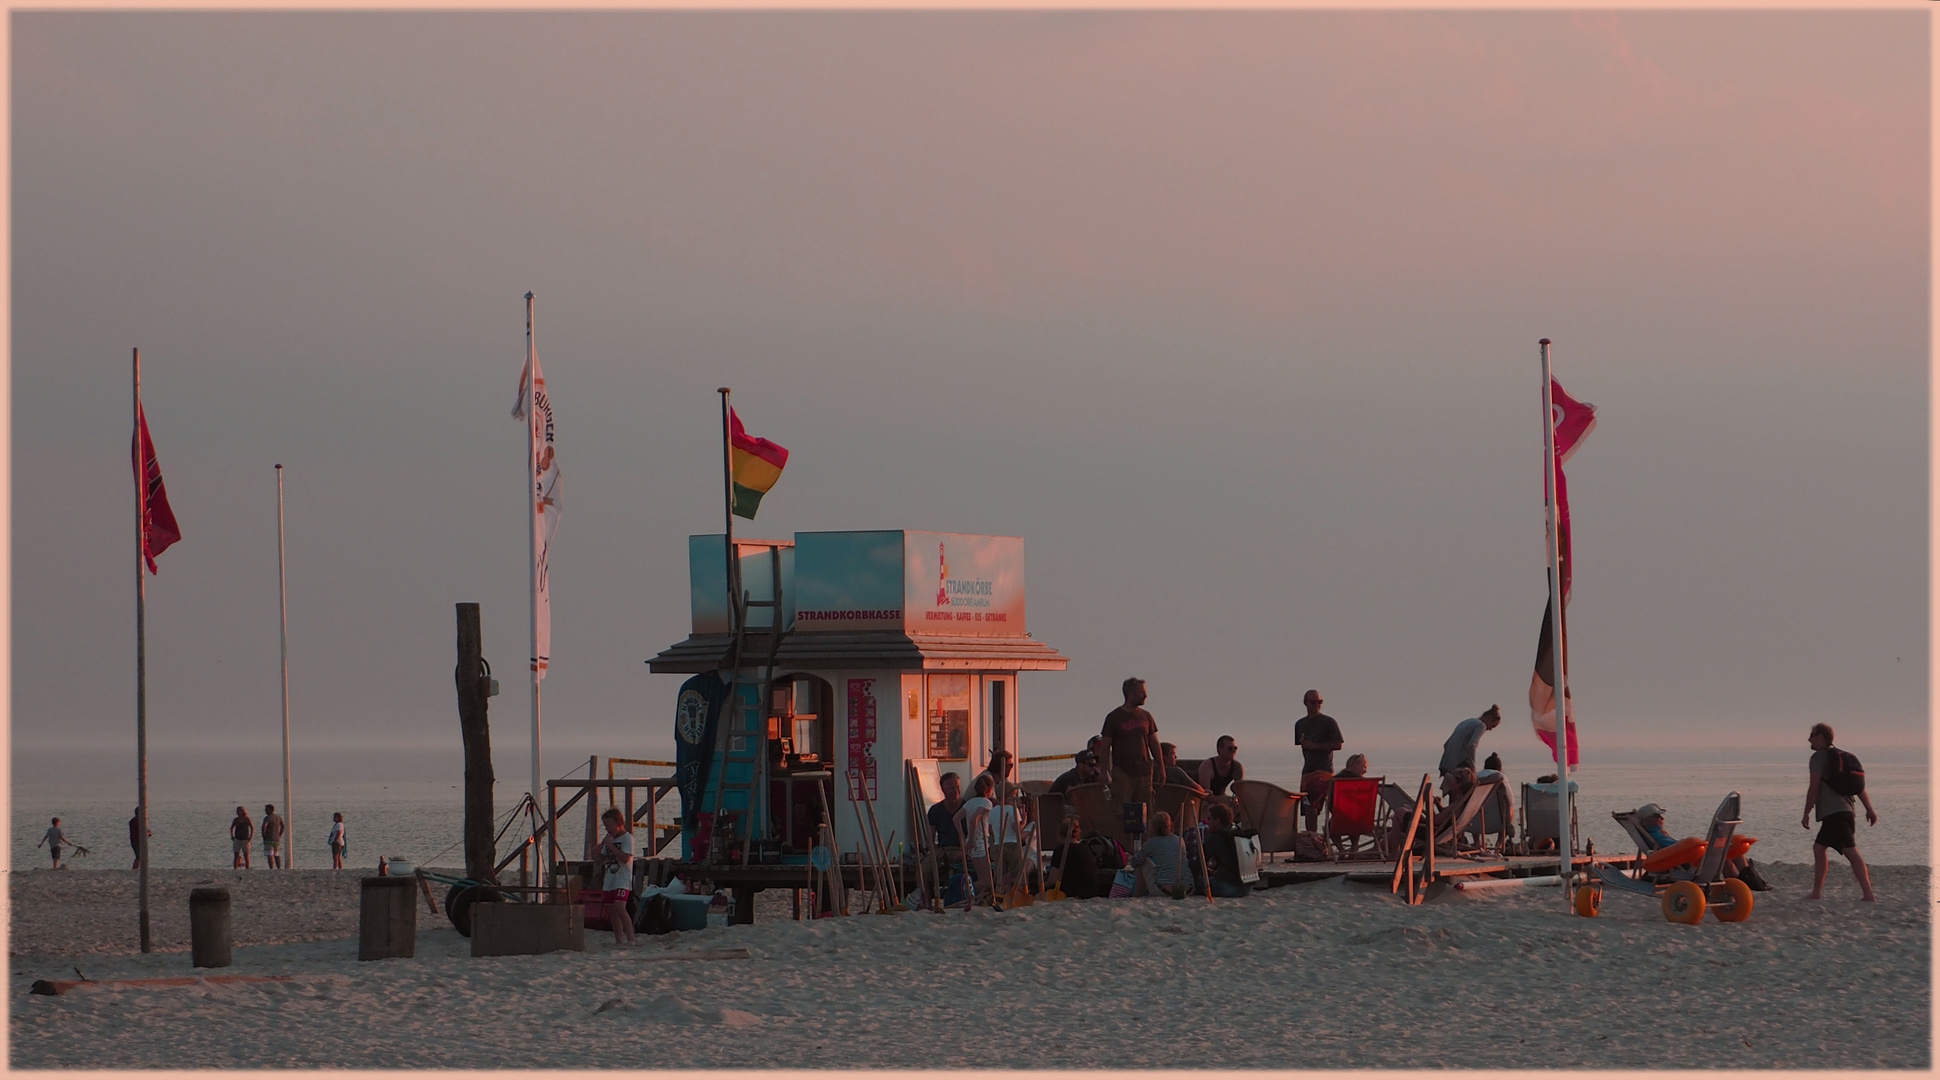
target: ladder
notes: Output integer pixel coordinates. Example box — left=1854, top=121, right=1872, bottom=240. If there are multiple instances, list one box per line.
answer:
left=705, top=542, right=786, bottom=866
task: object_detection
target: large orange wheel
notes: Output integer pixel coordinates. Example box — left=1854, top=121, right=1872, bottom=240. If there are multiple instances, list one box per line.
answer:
left=1709, top=877, right=1754, bottom=922
left=1661, top=880, right=1706, bottom=924
left=1574, top=884, right=1601, bottom=918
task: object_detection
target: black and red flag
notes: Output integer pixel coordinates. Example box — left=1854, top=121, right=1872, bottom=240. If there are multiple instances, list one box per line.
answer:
left=131, top=404, right=181, bottom=573
left=1529, top=377, right=1594, bottom=768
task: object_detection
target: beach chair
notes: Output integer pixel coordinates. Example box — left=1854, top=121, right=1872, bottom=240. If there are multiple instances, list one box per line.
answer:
left=1518, top=780, right=1579, bottom=856
left=1065, top=782, right=1126, bottom=849
left=1432, top=776, right=1506, bottom=856
left=1232, top=779, right=1303, bottom=863
left=1324, top=776, right=1383, bottom=859
left=1035, top=791, right=1067, bottom=839
left=1152, top=784, right=1203, bottom=836
left=1481, top=781, right=1512, bottom=849
left=1587, top=792, right=1755, bottom=924
left=1374, top=782, right=1418, bottom=861
left=1020, top=780, right=1053, bottom=798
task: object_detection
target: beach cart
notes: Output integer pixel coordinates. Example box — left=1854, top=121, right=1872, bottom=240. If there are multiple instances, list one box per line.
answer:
left=1578, top=791, right=1754, bottom=924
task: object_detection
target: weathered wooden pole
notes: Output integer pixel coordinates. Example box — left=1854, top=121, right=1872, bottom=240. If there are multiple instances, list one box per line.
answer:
left=455, top=603, right=496, bottom=882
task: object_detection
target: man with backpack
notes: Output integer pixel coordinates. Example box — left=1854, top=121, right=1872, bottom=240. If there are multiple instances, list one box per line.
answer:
left=1803, top=723, right=1877, bottom=901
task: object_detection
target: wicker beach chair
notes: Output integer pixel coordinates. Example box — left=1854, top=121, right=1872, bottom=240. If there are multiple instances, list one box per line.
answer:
left=1324, top=776, right=1383, bottom=859
left=1232, top=779, right=1303, bottom=863
left=1035, top=791, right=1067, bottom=839
left=1152, top=784, right=1203, bottom=836
left=1065, top=782, right=1125, bottom=849
left=1519, top=780, right=1580, bottom=856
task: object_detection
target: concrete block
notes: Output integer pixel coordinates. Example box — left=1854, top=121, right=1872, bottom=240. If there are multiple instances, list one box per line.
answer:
left=471, top=900, right=584, bottom=957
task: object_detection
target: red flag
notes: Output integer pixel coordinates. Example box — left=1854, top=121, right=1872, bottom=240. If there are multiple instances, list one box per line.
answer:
left=131, top=405, right=181, bottom=573
left=1548, top=378, right=1596, bottom=600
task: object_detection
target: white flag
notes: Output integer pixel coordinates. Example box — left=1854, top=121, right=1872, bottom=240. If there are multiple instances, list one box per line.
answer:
left=514, top=342, right=561, bottom=678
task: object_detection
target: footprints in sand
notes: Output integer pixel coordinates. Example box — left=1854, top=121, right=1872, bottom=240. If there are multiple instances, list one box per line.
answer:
left=590, top=994, right=761, bottom=1028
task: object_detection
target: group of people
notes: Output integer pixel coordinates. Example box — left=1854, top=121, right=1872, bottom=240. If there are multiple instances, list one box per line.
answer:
left=929, top=679, right=1887, bottom=906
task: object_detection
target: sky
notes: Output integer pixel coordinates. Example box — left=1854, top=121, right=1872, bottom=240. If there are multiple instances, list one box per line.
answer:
left=9, top=11, right=1928, bottom=799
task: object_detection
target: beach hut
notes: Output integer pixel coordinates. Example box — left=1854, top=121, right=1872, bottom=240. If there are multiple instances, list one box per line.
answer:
left=649, top=529, right=1068, bottom=880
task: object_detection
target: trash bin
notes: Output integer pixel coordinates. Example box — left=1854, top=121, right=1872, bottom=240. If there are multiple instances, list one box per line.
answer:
left=358, top=876, right=416, bottom=961
left=189, top=887, right=232, bottom=969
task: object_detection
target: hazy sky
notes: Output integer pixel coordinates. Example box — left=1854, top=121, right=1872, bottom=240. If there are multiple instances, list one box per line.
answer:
left=10, top=11, right=1927, bottom=796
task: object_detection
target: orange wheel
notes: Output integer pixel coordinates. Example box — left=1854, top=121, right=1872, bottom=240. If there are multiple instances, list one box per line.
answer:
left=1574, top=884, right=1601, bottom=917
left=1709, top=877, right=1754, bottom=922
left=1661, top=880, right=1706, bottom=924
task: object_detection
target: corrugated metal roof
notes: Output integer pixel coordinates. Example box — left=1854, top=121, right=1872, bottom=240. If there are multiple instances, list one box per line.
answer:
left=647, top=631, right=1068, bottom=673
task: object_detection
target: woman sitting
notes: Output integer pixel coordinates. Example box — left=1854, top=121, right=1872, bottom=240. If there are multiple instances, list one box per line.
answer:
left=1131, top=811, right=1190, bottom=897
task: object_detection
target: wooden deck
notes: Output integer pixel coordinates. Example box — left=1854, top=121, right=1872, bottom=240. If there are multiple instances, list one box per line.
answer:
left=1258, top=852, right=1640, bottom=889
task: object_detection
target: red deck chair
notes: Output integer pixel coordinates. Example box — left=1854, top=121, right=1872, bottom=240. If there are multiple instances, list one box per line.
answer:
left=1325, top=777, right=1383, bottom=859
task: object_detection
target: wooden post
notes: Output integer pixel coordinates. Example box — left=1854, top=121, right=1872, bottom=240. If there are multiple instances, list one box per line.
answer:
left=455, top=603, right=497, bottom=882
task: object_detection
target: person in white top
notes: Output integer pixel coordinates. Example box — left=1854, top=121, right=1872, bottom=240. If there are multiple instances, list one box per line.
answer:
left=327, top=813, right=347, bottom=870
left=596, top=808, right=637, bottom=945
left=952, top=774, right=997, bottom=908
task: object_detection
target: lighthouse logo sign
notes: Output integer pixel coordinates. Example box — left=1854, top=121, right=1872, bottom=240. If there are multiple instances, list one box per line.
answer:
left=905, top=531, right=1025, bottom=637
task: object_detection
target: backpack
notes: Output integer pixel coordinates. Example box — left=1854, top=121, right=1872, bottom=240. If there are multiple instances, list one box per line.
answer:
left=636, top=892, right=676, bottom=936
left=1083, top=834, right=1128, bottom=870
left=1821, top=748, right=1866, bottom=797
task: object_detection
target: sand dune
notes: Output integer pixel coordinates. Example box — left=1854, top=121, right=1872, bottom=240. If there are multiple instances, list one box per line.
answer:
left=9, top=863, right=1928, bottom=1070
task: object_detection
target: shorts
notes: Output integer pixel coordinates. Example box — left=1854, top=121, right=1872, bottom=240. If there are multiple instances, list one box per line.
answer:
left=48, top=846, right=62, bottom=861
left=1301, top=771, right=1334, bottom=812
left=603, top=888, right=631, bottom=906
left=263, top=840, right=281, bottom=851
left=1815, top=811, right=1858, bottom=853
left=232, top=838, right=249, bottom=855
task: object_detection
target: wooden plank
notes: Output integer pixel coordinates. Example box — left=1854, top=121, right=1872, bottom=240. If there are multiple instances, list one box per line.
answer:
left=30, top=974, right=349, bottom=996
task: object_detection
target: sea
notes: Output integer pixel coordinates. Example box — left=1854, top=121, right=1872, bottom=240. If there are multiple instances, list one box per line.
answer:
left=10, top=743, right=1930, bottom=871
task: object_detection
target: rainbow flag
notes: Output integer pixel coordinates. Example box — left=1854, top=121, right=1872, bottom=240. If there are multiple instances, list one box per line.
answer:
left=729, top=409, right=788, bottom=519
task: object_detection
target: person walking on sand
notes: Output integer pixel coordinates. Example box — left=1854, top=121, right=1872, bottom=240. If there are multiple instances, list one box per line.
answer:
left=1803, top=723, right=1877, bottom=901
left=38, top=817, right=67, bottom=869
left=327, top=812, right=347, bottom=870
left=261, top=804, right=286, bottom=869
left=596, top=808, right=637, bottom=945
left=1294, top=690, right=1344, bottom=831
left=1100, top=677, right=1163, bottom=809
left=230, top=806, right=255, bottom=869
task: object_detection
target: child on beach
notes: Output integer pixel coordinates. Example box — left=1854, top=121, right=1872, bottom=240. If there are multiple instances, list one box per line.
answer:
left=953, top=775, right=997, bottom=908
left=596, top=808, right=637, bottom=945
left=1131, top=811, right=1189, bottom=897
left=38, top=818, right=67, bottom=869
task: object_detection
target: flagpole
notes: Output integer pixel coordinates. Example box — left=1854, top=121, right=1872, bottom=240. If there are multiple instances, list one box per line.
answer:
left=718, top=388, right=739, bottom=657
left=1539, top=338, right=1574, bottom=898
left=133, top=348, right=152, bottom=952
left=276, top=464, right=292, bottom=869
left=527, top=293, right=543, bottom=817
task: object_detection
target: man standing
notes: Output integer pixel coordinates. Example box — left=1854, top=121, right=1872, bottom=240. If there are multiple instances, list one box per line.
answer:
left=230, top=806, right=255, bottom=869
left=261, top=804, right=286, bottom=869
left=1439, top=705, right=1502, bottom=778
left=1099, top=677, right=1163, bottom=809
left=1294, top=690, right=1343, bottom=831
left=926, top=772, right=967, bottom=878
left=1803, top=723, right=1877, bottom=902
left=129, top=808, right=151, bottom=870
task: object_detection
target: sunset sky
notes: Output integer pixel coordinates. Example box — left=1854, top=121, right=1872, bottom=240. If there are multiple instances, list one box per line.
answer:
left=10, top=11, right=1926, bottom=795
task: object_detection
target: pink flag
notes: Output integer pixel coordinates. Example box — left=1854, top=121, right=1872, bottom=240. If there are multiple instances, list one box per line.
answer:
left=1530, top=378, right=1595, bottom=767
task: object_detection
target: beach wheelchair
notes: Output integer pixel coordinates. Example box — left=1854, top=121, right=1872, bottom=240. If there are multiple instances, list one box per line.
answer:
left=1577, top=791, right=1755, bottom=924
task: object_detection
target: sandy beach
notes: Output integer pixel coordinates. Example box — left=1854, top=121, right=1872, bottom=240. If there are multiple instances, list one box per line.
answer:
left=9, top=862, right=1928, bottom=1070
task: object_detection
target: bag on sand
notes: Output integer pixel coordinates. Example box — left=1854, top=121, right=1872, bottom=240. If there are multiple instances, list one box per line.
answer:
left=1107, top=868, right=1137, bottom=899
left=1083, top=834, right=1128, bottom=870
left=1293, top=831, right=1332, bottom=862
left=637, top=893, right=676, bottom=936
left=1821, top=748, right=1866, bottom=797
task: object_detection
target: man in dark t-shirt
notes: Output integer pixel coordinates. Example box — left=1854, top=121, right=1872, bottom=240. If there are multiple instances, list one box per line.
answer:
left=1051, top=747, right=1103, bottom=794
left=1293, top=689, right=1343, bottom=831
left=1803, top=722, right=1877, bottom=901
left=926, top=772, right=966, bottom=877
left=1100, top=678, right=1163, bottom=809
